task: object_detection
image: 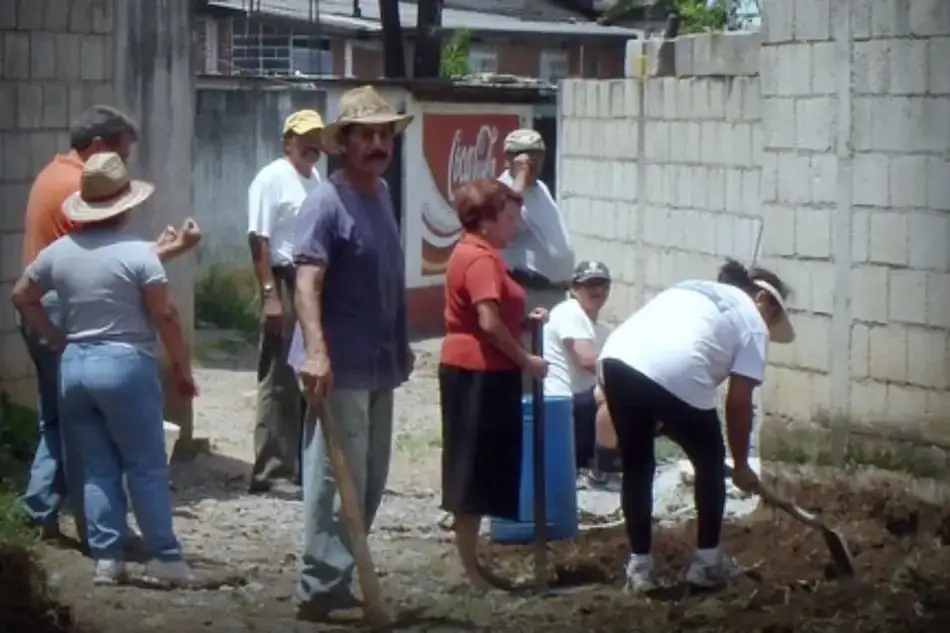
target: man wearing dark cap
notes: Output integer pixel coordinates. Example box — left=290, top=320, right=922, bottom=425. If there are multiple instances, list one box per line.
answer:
left=19, top=104, right=201, bottom=547
left=542, top=260, right=620, bottom=487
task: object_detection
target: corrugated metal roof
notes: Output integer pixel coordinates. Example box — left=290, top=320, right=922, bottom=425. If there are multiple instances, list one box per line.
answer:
left=208, top=0, right=642, bottom=37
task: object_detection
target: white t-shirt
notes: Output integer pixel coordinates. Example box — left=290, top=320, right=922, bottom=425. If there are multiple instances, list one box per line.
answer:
left=247, top=158, right=321, bottom=266
left=543, top=298, right=610, bottom=397
left=598, top=280, right=769, bottom=410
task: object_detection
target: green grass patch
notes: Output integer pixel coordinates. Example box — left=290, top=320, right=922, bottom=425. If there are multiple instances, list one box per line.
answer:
left=194, top=265, right=259, bottom=334
left=0, top=393, right=39, bottom=545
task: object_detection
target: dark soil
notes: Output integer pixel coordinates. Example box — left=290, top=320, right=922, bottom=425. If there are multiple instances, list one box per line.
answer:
left=0, top=545, right=84, bottom=633
left=485, top=479, right=950, bottom=632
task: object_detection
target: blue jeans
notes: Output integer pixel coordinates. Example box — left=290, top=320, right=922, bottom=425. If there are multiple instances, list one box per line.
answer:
left=59, top=342, right=181, bottom=562
left=19, top=296, right=86, bottom=539
left=297, top=388, right=394, bottom=604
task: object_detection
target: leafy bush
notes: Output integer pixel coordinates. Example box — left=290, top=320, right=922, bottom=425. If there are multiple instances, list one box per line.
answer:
left=440, top=28, right=473, bottom=77
left=194, top=265, right=259, bottom=333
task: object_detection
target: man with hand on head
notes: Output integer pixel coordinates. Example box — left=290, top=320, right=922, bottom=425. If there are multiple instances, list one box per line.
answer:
left=247, top=109, right=325, bottom=498
left=497, top=129, right=575, bottom=312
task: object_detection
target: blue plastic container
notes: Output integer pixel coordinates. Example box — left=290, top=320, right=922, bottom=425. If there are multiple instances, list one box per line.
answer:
left=489, top=394, right=579, bottom=543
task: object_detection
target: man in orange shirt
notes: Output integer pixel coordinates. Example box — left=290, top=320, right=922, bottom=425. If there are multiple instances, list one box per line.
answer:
left=19, top=105, right=201, bottom=547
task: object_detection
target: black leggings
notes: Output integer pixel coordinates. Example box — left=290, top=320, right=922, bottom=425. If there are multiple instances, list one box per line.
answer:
left=601, top=359, right=726, bottom=554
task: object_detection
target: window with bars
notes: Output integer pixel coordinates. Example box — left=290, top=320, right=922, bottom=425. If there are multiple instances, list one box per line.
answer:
left=467, top=47, right=499, bottom=73
left=230, top=19, right=332, bottom=76
left=539, top=49, right=569, bottom=83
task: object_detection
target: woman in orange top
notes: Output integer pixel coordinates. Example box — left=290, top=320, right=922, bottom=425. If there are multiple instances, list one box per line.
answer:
left=439, top=178, right=548, bottom=592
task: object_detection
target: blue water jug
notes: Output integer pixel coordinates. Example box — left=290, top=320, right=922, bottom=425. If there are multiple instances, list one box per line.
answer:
left=489, top=394, right=578, bottom=543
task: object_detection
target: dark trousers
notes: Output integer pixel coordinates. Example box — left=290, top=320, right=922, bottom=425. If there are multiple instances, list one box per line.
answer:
left=600, top=359, right=726, bottom=555
left=250, top=266, right=305, bottom=486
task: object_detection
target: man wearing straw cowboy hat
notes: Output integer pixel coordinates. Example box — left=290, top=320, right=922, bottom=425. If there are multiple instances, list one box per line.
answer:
left=289, top=86, right=414, bottom=621
left=247, top=108, right=325, bottom=498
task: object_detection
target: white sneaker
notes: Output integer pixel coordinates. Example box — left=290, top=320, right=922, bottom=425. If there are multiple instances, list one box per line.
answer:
left=624, top=554, right=659, bottom=593
left=143, top=559, right=199, bottom=588
left=93, top=559, right=127, bottom=585
left=685, top=550, right=744, bottom=588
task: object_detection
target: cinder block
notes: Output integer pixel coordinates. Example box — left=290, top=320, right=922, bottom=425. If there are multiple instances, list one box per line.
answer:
left=810, top=42, right=836, bottom=95
left=794, top=207, right=832, bottom=258
left=794, top=97, right=835, bottom=152
left=868, top=96, right=950, bottom=154
left=0, top=233, right=23, bottom=284
left=90, top=0, right=113, bottom=34
left=868, top=210, right=908, bottom=266
left=760, top=204, right=795, bottom=257
left=851, top=0, right=872, bottom=40
left=584, top=80, right=599, bottom=119
left=42, top=84, right=70, bottom=130
left=644, top=78, right=664, bottom=119
left=852, top=153, right=889, bottom=207
left=758, top=46, right=778, bottom=97
left=761, top=0, right=795, bottom=43
left=852, top=40, right=890, bottom=95
left=925, top=272, right=950, bottom=328
left=889, top=155, right=929, bottom=209
left=0, top=183, right=29, bottom=233
left=849, top=381, right=887, bottom=426
left=79, top=35, right=109, bottom=81
left=560, top=81, right=575, bottom=117
left=930, top=38, right=950, bottom=95
left=851, top=265, right=889, bottom=323
left=905, top=326, right=948, bottom=390
left=888, top=268, right=928, bottom=325
left=851, top=322, right=870, bottom=379
left=705, top=166, right=725, bottom=211
left=809, top=154, right=837, bottom=204
left=28, top=32, right=57, bottom=80
left=0, top=83, right=16, bottom=131
left=3, top=33, right=31, bottom=80
left=0, top=282, right=17, bottom=340
left=928, top=157, right=950, bottom=211
left=868, top=323, right=908, bottom=383
left=907, top=211, right=950, bottom=272
left=1, top=132, right=35, bottom=181
left=775, top=153, right=811, bottom=205
left=54, top=33, right=83, bottom=81
left=791, top=313, right=832, bottom=373
left=44, top=0, right=69, bottom=31
left=804, top=260, right=835, bottom=314
left=885, top=384, right=929, bottom=425
left=888, top=39, right=929, bottom=95
left=851, top=97, right=873, bottom=151
left=909, top=0, right=950, bottom=36
left=870, top=0, right=912, bottom=38
left=762, top=97, right=796, bottom=150
left=596, top=81, right=612, bottom=119
left=68, top=0, right=94, bottom=33
left=16, top=0, right=44, bottom=29
left=776, top=44, right=813, bottom=96
left=794, top=0, right=831, bottom=41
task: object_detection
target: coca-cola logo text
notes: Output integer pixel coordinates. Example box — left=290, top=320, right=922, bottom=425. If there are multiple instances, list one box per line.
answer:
left=447, top=125, right=499, bottom=200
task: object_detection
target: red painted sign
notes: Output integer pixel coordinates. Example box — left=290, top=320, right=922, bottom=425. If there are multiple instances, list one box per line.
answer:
left=420, top=112, right=521, bottom=276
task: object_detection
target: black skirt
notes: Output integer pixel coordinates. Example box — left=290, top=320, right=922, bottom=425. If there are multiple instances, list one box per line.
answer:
left=439, top=364, right=523, bottom=520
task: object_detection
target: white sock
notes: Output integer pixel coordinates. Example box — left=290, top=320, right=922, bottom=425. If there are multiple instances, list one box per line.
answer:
left=629, top=553, right=654, bottom=569
left=696, top=547, right=720, bottom=565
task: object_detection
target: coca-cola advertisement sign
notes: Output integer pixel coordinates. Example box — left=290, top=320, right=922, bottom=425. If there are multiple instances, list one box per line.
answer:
left=420, top=112, right=520, bottom=276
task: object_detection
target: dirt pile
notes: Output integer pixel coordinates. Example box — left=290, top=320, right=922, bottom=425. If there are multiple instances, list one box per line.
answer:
left=0, top=545, right=83, bottom=633
left=487, top=479, right=950, bottom=632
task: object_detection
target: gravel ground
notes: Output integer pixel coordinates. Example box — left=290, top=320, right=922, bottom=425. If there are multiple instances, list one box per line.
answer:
left=40, top=332, right=490, bottom=632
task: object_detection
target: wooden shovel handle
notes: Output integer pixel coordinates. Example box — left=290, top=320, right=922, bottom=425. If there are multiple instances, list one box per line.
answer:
left=319, top=403, right=390, bottom=626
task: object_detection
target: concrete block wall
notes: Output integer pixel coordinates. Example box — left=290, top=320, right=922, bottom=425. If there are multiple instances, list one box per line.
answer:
left=0, top=0, right=117, bottom=406
left=559, top=0, right=950, bottom=445
left=558, top=31, right=764, bottom=325
left=759, top=0, right=950, bottom=445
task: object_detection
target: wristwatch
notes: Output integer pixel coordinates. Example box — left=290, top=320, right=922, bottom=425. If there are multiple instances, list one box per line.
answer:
left=262, top=282, right=275, bottom=295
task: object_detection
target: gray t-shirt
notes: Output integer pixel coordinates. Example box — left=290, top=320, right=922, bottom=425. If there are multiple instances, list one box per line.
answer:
left=26, top=227, right=167, bottom=353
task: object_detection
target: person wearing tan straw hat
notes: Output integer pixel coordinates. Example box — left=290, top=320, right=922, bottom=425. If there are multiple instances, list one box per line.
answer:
left=12, top=152, right=201, bottom=589
left=17, top=105, right=200, bottom=553
left=497, top=129, right=575, bottom=311
left=289, top=86, right=413, bottom=621
left=247, top=108, right=325, bottom=498
left=596, top=258, right=794, bottom=595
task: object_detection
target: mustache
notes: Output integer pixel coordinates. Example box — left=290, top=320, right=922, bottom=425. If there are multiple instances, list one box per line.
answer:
left=365, top=151, right=389, bottom=161
left=302, top=146, right=321, bottom=155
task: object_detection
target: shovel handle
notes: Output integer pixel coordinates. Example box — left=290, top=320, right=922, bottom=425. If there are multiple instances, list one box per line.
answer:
left=530, top=317, right=548, bottom=593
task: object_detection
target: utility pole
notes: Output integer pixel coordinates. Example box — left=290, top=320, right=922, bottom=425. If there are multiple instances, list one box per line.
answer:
left=379, top=0, right=407, bottom=77
left=414, top=0, right=443, bottom=78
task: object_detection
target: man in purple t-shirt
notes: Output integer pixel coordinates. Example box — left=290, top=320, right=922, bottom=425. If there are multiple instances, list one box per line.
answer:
left=288, top=86, right=415, bottom=622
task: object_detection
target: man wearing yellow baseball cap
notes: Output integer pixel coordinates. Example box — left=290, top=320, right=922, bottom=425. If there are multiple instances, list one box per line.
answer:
left=247, top=108, right=325, bottom=498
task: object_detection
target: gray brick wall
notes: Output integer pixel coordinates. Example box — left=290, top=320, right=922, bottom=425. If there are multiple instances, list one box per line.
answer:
left=0, top=0, right=117, bottom=405
left=557, top=0, right=950, bottom=445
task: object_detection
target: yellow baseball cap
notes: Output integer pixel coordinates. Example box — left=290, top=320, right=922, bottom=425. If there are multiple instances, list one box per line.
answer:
left=282, top=109, right=325, bottom=136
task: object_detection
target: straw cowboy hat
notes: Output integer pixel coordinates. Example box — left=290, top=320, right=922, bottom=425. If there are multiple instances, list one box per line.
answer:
left=63, top=152, right=154, bottom=223
left=321, top=86, right=413, bottom=155
left=754, top=279, right=795, bottom=344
